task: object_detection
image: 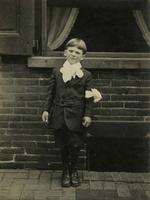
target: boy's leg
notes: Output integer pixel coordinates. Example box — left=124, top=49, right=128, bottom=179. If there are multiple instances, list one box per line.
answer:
left=54, top=127, right=71, bottom=187
left=60, top=145, right=71, bottom=187
left=61, top=145, right=69, bottom=167
left=69, top=145, right=81, bottom=187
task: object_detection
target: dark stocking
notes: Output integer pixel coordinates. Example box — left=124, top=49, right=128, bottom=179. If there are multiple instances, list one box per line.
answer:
left=69, top=145, right=81, bottom=186
left=60, top=145, right=71, bottom=187
left=69, top=145, right=80, bottom=172
left=60, top=145, right=70, bottom=169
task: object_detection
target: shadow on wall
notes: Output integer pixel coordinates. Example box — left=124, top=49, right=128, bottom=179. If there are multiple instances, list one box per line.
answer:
left=87, top=122, right=150, bottom=172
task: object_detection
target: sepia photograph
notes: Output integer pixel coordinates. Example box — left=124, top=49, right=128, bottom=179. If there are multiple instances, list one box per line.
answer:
left=0, top=0, right=149, bottom=199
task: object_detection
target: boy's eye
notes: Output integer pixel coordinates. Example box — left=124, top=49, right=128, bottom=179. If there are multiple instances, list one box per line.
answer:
left=67, top=48, right=82, bottom=55
left=76, top=51, right=80, bottom=54
left=69, top=50, right=80, bottom=54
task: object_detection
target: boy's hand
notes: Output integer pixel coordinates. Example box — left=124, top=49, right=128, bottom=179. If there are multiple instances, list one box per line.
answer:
left=82, top=116, right=92, bottom=127
left=42, top=111, right=49, bottom=124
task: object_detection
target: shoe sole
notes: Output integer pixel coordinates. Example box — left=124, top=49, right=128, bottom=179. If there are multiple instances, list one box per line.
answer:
left=61, top=180, right=71, bottom=187
left=71, top=182, right=80, bottom=187
left=62, top=184, right=71, bottom=187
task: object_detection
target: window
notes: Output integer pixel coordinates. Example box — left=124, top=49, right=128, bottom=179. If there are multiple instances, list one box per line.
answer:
left=57, top=8, right=150, bottom=52
left=35, top=0, right=150, bottom=54
left=28, top=0, right=150, bottom=68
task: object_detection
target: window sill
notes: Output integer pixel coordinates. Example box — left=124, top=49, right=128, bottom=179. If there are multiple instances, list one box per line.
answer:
left=28, top=52, right=150, bottom=69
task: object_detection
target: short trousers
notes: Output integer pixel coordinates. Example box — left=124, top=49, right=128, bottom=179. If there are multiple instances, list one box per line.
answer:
left=54, top=124, right=86, bottom=148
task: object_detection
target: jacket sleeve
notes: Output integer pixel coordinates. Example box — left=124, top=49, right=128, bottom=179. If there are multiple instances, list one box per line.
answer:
left=43, top=69, right=56, bottom=113
left=84, top=71, right=93, bottom=117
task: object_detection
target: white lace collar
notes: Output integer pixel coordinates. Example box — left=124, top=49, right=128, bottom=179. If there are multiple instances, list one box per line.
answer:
left=60, top=60, right=84, bottom=83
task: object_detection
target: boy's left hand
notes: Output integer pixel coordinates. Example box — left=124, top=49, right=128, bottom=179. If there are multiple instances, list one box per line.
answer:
left=82, top=116, right=92, bottom=127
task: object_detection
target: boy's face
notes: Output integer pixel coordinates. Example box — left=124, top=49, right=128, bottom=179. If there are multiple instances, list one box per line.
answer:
left=64, top=46, right=84, bottom=65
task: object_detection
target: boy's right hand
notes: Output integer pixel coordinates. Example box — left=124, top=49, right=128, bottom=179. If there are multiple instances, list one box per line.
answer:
left=42, top=111, right=49, bottom=124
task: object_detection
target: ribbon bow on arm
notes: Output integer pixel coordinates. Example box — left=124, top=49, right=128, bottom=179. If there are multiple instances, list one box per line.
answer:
left=85, top=88, right=102, bottom=103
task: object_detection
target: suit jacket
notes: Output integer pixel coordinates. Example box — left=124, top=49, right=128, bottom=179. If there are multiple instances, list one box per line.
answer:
left=44, top=66, right=93, bottom=131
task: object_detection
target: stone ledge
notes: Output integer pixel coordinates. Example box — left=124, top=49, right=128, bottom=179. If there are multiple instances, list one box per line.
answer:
left=88, top=121, right=150, bottom=138
left=28, top=53, right=150, bottom=69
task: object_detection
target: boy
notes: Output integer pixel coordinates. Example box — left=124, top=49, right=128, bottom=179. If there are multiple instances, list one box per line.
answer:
left=42, top=38, right=102, bottom=187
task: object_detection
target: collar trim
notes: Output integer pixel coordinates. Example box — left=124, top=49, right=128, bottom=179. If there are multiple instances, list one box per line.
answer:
left=60, top=60, right=84, bottom=83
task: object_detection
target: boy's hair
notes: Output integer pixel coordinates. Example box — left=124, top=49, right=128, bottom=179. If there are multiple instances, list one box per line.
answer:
left=65, top=38, right=87, bottom=54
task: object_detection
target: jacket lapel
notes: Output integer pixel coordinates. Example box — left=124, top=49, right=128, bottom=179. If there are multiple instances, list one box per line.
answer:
left=67, top=70, right=84, bottom=86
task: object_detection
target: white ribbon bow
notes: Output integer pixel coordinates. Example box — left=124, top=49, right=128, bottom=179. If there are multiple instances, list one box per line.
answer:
left=85, top=88, right=102, bottom=103
left=60, top=60, right=84, bottom=83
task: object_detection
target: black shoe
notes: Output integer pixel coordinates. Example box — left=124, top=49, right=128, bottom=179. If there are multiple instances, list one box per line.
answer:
left=71, top=170, right=80, bottom=187
left=61, top=168, right=71, bottom=187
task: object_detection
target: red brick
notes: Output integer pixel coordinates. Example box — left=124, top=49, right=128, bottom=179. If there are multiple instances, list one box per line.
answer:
left=0, top=135, right=48, bottom=142
left=0, top=115, right=21, bottom=121
left=14, top=108, right=38, bottom=115
left=26, top=101, right=44, bottom=108
left=0, top=162, right=24, bottom=169
left=0, top=154, right=13, bottom=161
left=14, top=79, right=39, bottom=85
left=6, top=128, right=53, bottom=135
left=0, top=78, right=14, bottom=85
left=9, top=122, right=44, bottom=129
left=102, top=102, right=123, bottom=108
left=125, top=102, right=150, bottom=109
left=15, top=94, right=40, bottom=101
left=0, top=108, right=13, bottom=114
left=0, top=147, right=24, bottom=154
left=0, top=86, right=26, bottom=93
left=11, top=141, right=37, bottom=148
left=0, top=101, right=25, bottom=107
left=111, top=94, right=150, bottom=101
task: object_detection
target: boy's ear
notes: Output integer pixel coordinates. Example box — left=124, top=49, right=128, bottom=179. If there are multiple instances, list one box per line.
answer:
left=81, top=54, right=85, bottom=60
left=64, top=50, right=67, bottom=57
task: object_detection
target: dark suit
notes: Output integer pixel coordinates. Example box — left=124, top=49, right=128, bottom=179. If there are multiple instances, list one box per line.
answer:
left=44, top=66, right=93, bottom=132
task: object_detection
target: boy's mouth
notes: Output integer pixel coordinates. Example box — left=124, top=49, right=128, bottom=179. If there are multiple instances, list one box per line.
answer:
left=68, top=59, right=78, bottom=65
left=69, top=58, right=77, bottom=62
left=70, top=56, right=76, bottom=59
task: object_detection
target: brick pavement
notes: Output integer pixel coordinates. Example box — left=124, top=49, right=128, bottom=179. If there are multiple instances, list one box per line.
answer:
left=0, top=170, right=149, bottom=200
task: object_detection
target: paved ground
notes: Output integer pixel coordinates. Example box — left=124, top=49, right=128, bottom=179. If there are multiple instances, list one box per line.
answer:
left=0, top=170, right=149, bottom=200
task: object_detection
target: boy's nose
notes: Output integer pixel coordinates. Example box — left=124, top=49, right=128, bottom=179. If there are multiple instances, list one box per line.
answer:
left=71, top=51, right=76, bottom=56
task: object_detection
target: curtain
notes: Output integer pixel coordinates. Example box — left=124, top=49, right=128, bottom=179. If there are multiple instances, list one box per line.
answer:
left=133, top=10, right=150, bottom=47
left=47, top=7, right=79, bottom=50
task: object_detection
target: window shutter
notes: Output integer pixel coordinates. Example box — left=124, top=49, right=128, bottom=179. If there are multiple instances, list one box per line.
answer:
left=0, top=0, right=34, bottom=55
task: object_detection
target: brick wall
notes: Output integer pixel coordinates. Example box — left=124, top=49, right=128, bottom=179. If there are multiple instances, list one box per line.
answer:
left=0, top=60, right=149, bottom=169
left=92, top=69, right=150, bottom=122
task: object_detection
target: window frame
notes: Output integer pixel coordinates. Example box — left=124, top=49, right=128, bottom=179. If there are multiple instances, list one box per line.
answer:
left=28, top=0, right=150, bottom=69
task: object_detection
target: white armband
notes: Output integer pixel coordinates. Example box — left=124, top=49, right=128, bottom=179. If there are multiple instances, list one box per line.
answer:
left=85, top=88, right=102, bottom=103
